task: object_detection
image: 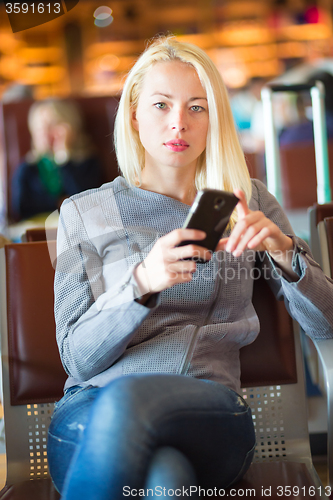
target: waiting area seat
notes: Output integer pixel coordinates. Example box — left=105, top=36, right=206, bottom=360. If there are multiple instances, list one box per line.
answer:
left=316, top=215, right=333, bottom=485
left=0, top=241, right=331, bottom=498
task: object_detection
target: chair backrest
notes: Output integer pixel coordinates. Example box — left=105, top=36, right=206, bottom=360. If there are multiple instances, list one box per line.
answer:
left=0, top=241, right=66, bottom=486
left=23, top=227, right=57, bottom=242
left=308, top=202, right=333, bottom=267
left=0, top=241, right=313, bottom=490
left=324, top=216, right=333, bottom=278
left=0, top=95, right=120, bottom=223
left=318, top=215, right=333, bottom=278
left=240, top=275, right=312, bottom=466
left=280, top=141, right=333, bottom=209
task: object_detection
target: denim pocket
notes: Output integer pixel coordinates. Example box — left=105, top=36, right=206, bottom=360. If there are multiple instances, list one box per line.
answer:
left=53, top=385, right=93, bottom=413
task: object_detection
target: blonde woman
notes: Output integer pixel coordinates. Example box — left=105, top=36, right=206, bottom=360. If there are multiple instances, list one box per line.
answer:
left=11, top=99, right=102, bottom=221
left=47, top=37, right=333, bottom=499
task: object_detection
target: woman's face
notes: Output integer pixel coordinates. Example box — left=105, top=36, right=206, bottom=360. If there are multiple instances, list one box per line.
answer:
left=30, top=107, right=56, bottom=154
left=132, top=60, right=209, bottom=176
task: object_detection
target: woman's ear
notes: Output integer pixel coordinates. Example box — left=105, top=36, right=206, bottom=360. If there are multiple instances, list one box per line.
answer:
left=131, top=108, right=139, bottom=131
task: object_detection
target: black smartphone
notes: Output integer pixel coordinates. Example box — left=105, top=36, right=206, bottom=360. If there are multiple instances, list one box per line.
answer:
left=177, top=188, right=239, bottom=263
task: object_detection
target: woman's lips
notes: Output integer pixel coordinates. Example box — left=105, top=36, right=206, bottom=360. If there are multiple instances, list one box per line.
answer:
left=164, top=140, right=189, bottom=152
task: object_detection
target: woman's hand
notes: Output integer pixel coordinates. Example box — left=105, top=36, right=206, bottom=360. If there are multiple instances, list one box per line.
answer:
left=216, top=189, right=298, bottom=279
left=133, top=229, right=211, bottom=298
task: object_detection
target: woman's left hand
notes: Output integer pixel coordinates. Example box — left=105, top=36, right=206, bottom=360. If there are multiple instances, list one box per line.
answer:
left=216, top=189, right=294, bottom=265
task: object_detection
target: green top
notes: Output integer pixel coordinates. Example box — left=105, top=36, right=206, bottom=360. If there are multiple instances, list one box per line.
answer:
left=37, top=156, right=63, bottom=197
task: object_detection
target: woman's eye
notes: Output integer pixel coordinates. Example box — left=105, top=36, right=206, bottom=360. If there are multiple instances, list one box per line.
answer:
left=155, top=102, right=167, bottom=109
left=191, top=105, right=204, bottom=112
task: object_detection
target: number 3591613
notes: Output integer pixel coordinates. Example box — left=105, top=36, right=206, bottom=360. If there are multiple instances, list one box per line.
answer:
left=276, top=486, right=331, bottom=497
left=5, top=3, right=61, bottom=14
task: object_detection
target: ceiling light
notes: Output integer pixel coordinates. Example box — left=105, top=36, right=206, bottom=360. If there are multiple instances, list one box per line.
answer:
left=93, top=6, right=112, bottom=20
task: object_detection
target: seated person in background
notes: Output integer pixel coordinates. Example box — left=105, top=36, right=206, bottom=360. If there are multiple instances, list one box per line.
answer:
left=279, top=70, right=333, bottom=147
left=11, top=99, right=103, bottom=221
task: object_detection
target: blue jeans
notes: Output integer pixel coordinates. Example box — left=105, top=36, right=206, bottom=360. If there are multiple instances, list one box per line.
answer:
left=47, top=374, right=255, bottom=499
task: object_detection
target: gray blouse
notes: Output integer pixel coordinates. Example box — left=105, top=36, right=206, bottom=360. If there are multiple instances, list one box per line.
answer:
left=55, top=176, right=333, bottom=394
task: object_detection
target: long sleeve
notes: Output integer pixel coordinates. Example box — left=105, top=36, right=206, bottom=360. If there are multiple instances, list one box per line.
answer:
left=252, top=179, right=333, bottom=340
left=54, top=192, right=159, bottom=382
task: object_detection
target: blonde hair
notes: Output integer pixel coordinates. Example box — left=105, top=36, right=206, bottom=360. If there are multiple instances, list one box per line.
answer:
left=28, top=99, right=93, bottom=161
left=114, top=36, right=251, bottom=227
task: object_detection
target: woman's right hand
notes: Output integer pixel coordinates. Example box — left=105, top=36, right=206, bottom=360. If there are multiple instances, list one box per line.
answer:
left=133, top=229, right=211, bottom=297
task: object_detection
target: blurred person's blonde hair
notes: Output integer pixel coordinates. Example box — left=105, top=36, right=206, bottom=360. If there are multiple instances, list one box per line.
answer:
left=114, top=35, right=252, bottom=227
left=28, top=99, right=93, bottom=162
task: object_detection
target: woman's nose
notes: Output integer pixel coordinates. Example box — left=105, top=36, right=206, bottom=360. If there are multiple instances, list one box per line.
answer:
left=171, top=109, right=187, bottom=131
